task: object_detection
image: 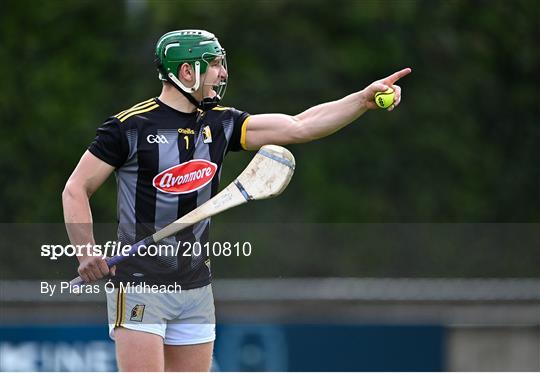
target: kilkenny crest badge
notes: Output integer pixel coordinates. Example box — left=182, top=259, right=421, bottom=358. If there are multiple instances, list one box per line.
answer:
left=203, top=125, right=212, bottom=144
left=130, top=304, right=145, bottom=322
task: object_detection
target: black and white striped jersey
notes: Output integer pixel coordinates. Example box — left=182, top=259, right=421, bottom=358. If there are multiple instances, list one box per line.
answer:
left=88, top=97, right=250, bottom=289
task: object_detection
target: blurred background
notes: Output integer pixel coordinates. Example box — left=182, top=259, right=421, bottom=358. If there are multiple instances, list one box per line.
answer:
left=1, top=0, right=539, bottom=371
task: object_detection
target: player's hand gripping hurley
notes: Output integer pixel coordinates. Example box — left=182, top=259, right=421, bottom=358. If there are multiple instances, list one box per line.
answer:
left=70, top=145, right=295, bottom=288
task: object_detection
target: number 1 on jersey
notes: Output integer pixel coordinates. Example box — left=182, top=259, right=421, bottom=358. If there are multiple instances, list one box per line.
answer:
left=183, top=135, right=189, bottom=150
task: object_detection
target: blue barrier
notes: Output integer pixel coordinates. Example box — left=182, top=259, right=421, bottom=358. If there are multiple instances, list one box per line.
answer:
left=0, top=326, right=115, bottom=371
left=1, top=324, right=444, bottom=371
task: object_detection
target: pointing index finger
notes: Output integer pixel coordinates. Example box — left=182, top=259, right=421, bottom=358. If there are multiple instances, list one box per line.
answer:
left=383, top=68, right=412, bottom=85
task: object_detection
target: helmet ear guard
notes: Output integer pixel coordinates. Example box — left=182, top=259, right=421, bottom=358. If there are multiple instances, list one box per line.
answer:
left=155, top=56, right=204, bottom=109
left=166, top=61, right=201, bottom=93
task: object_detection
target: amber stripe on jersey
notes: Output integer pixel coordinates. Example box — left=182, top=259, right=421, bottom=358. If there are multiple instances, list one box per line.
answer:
left=211, top=106, right=230, bottom=111
left=240, top=115, right=251, bottom=150
left=116, top=101, right=158, bottom=121
left=114, top=98, right=155, bottom=118
left=118, top=104, right=159, bottom=122
left=116, top=102, right=158, bottom=121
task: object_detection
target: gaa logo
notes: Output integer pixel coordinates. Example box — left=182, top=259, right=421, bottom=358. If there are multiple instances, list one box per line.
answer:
left=146, top=134, right=169, bottom=144
left=153, top=159, right=217, bottom=194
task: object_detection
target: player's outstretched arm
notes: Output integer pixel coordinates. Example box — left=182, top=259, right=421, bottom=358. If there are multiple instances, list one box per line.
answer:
left=62, top=151, right=116, bottom=282
left=243, top=68, right=412, bottom=150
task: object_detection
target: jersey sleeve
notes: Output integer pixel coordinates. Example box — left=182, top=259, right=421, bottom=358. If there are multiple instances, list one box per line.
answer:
left=227, top=108, right=251, bottom=152
left=87, top=117, right=129, bottom=168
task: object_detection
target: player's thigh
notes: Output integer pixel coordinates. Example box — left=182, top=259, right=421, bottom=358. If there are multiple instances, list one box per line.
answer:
left=164, top=341, right=214, bottom=372
left=115, top=327, right=164, bottom=371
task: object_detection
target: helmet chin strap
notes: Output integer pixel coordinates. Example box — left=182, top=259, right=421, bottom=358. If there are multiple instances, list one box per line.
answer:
left=199, top=96, right=221, bottom=111
left=163, top=61, right=220, bottom=111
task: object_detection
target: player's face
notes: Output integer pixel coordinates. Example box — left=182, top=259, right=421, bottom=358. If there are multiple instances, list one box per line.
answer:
left=200, top=56, right=228, bottom=99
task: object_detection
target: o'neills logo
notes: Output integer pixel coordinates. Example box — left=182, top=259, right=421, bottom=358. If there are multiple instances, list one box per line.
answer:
left=153, top=160, right=217, bottom=194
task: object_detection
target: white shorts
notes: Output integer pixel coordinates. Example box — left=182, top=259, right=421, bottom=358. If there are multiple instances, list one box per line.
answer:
left=106, top=283, right=215, bottom=345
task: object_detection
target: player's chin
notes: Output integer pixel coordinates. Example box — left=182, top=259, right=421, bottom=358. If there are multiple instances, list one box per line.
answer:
left=205, top=89, right=217, bottom=99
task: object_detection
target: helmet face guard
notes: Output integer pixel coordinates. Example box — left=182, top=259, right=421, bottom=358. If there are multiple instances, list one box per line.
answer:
left=200, top=52, right=227, bottom=103
left=155, top=30, right=227, bottom=110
